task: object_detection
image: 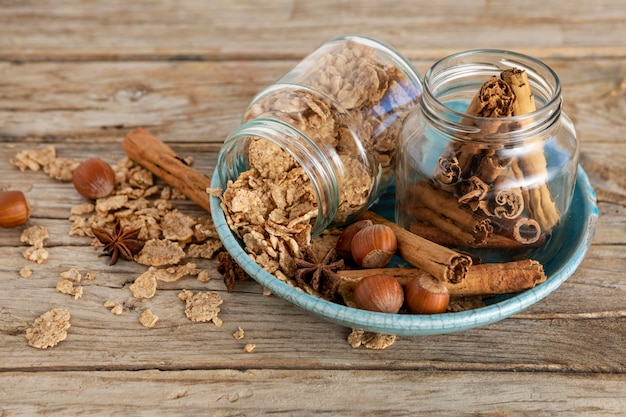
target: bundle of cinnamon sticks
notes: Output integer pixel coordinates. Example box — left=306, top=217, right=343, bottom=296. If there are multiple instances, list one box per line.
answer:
left=410, top=69, right=559, bottom=252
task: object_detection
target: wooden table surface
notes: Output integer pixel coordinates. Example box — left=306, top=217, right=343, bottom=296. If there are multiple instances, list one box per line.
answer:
left=1, top=1, right=625, bottom=415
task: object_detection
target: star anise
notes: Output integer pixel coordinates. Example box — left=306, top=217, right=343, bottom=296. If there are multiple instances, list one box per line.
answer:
left=294, top=247, right=345, bottom=300
left=91, top=220, right=145, bottom=265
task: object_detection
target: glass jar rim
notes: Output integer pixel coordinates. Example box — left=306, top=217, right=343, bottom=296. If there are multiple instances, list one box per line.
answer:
left=218, top=117, right=340, bottom=236
left=421, top=49, right=562, bottom=138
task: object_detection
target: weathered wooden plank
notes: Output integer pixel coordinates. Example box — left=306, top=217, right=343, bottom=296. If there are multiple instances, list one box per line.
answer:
left=0, top=0, right=625, bottom=61
left=1, top=243, right=625, bottom=373
left=1, top=369, right=625, bottom=416
left=0, top=59, right=624, bottom=144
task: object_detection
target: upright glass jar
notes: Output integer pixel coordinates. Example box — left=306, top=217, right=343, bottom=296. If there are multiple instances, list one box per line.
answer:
left=396, top=50, right=578, bottom=264
left=218, top=35, right=423, bottom=237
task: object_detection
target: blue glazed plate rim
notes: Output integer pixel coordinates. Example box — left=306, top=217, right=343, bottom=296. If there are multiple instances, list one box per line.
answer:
left=210, top=165, right=598, bottom=336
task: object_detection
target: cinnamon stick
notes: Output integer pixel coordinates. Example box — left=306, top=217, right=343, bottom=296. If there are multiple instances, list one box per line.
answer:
left=337, top=259, right=546, bottom=299
left=501, top=68, right=560, bottom=231
left=121, top=128, right=213, bottom=213
left=358, top=210, right=472, bottom=284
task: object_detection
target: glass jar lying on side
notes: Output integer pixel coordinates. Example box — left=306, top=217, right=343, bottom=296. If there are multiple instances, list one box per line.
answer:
left=217, top=35, right=422, bottom=278
left=396, top=50, right=579, bottom=264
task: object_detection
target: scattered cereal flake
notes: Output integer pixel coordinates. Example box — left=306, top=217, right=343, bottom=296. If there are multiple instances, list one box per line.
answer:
left=110, top=305, right=124, bottom=315
left=129, top=268, right=158, bottom=299
left=206, top=187, right=222, bottom=198
left=70, top=202, right=95, bottom=215
left=139, top=309, right=159, bottom=328
left=20, top=225, right=49, bottom=248
left=43, top=157, right=81, bottom=181
left=25, top=308, right=71, bottom=349
left=135, top=239, right=186, bottom=266
left=196, top=270, right=211, bottom=282
left=23, top=247, right=49, bottom=264
left=11, top=146, right=56, bottom=172
left=178, top=289, right=223, bottom=326
left=55, top=279, right=83, bottom=299
left=19, top=266, right=32, bottom=278
left=84, top=272, right=97, bottom=280
left=192, top=217, right=219, bottom=241
left=103, top=300, right=117, bottom=309
left=69, top=214, right=91, bottom=237
left=262, top=287, right=272, bottom=297
left=233, top=327, right=245, bottom=340
left=347, top=329, right=396, bottom=350
left=95, top=194, right=128, bottom=214
left=60, top=267, right=82, bottom=282
left=186, top=239, right=223, bottom=259
left=161, top=210, right=196, bottom=242
left=244, top=343, right=256, bottom=353
left=153, top=262, right=198, bottom=283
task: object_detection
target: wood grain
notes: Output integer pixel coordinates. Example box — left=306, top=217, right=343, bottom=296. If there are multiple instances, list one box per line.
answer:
left=1, top=370, right=625, bottom=416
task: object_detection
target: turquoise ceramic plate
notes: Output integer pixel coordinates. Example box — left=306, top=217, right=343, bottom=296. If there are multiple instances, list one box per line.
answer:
left=210, top=165, right=598, bottom=336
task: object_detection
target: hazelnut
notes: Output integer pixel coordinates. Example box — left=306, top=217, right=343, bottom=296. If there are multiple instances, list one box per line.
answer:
left=350, top=224, right=397, bottom=268
left=353, top=274, right=404, bottom=314
left=72, top=158, right=115, bottom=199
left=0, top=190, right=31, bottom=228
left=335, top=219, right=373, bottom=262
left=405, top=273, right=450, bottom=314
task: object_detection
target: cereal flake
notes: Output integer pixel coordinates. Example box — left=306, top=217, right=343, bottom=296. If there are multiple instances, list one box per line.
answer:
left=55, top=279, right=83, bottom=299
left=233, top=327, right=245, bottom=340
left=25, top=308, right=71, bottom=349
left=20, top=225, right=49, bottom=248
left=347, top=329, right=396, bottom=350
left=135, top=239, right=186, bottom=266
left=19, top=267, right=33, bottom=278
left=139, top=309, right=159, bottom=328
left=129, top=268, right=158, bottom=299
left=60, top=267, right=82, bottom=282
left=178, top=289, right=223, bottom=326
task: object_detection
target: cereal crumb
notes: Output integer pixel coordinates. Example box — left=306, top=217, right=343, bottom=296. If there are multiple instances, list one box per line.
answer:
left=244, top=343, right=256, bottom=353
left=25, top=308, right=71, bottom=349
left=139, top=309, right=159, bottom=328
left=233, top=327, right=245, bottom=340
left=55, top=279, right=83, bottom=299
left=19, top=267, right=32, bottom=278
left=135, top=239, right=186, bottom=266
left=70, top=202, right=95, bottom=215
left=84, top=272, right=97, bottom=280
left=20, top=225, right=49, bottom=248
left=347, top=329, right=396, bottom=350
left=23, top=247, right=49, bottom=264
left=196, top=270, right=211, bottom=282
left=152, top=262, right=199, bottom=283
left=110, top=305, right=124, bottom=315
left=60, top=267, right=82, bottom=282
left=178, top=289, right=223, bottom=326
left=11, top=146, right=56, bottom=172
left=206, top=187, right=222, bottom=198
left=129, top=268, right=158, bottom=299
left=44, top=157, right=81, bottom=181
left=103, top=300, right=116, bottom=309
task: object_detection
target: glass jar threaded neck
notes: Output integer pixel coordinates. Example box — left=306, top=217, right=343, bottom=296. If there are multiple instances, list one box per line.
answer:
left=420, top=49, right=563, bottom=142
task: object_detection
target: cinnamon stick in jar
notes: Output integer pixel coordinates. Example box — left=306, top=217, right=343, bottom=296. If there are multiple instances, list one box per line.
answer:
left=501, top=68, right=560, bottom=232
